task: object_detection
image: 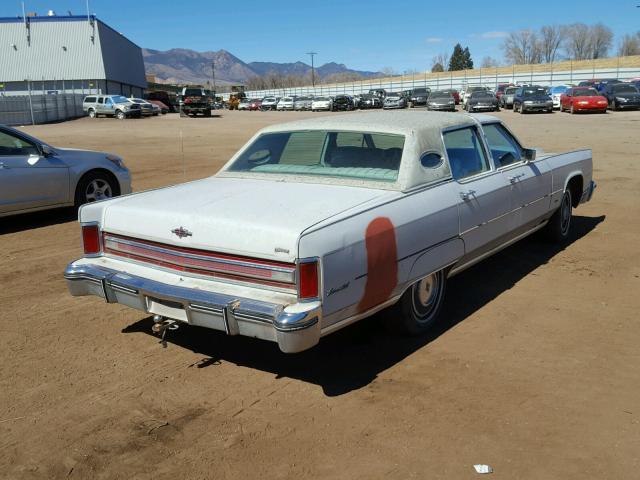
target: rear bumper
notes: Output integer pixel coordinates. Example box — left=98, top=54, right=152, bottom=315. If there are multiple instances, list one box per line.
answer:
left=64, top=262, right=321, bottom=353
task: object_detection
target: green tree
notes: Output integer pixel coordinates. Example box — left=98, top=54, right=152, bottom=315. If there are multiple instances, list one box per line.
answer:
left=448, top=44, right=465, bottom=71
left=462, top=47, right=474, bottom=69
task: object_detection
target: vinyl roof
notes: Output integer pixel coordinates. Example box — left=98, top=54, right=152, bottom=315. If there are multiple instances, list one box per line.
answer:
left=259, top=110, right=478, bottom=136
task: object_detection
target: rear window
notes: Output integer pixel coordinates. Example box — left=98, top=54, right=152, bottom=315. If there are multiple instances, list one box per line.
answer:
left=228, top=130, right=405, bottom=182
left=184, top=88, right=203, bottom=96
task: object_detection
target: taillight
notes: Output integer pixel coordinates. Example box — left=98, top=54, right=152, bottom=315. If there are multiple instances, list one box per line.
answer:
left=82, top=224, right=101, bottom=255
left=298, top=260, right=319, bottom=300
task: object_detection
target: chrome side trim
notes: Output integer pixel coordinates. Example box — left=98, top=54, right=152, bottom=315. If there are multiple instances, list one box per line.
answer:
left=449, top=221, right=547, bottom=276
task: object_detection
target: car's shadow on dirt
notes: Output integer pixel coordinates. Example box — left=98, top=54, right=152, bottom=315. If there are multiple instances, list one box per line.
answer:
left=122, top=214, right=605, bottom=396
left=0, top=207, right=77, bottom=235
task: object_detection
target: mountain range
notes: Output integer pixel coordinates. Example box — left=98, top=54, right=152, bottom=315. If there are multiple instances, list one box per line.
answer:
left=142, top=48, right=381, bottom=85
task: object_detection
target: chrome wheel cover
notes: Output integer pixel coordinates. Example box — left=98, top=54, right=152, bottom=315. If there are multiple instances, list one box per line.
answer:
left=411, top=272, right=443, bottom=323
left=85, top=179, right=113, bottom=202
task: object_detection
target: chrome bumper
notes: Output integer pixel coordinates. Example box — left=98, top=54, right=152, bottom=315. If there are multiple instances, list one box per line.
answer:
left=64, top=263, right=321, bottom=353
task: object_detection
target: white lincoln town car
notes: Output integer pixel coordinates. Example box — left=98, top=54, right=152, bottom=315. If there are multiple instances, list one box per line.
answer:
left=64, top=112, right=596, bottom=353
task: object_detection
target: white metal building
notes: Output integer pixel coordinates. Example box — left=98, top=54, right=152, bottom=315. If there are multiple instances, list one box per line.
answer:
left=0, top=14, right=146, bottom=96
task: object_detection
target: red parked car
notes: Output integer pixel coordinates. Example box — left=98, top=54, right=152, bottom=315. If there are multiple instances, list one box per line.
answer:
left=248, top=99, right=262, bottom=111
left=495, top=83, right=514, bottom=100
left=560, top=87, right=608, bottom=114
left=148, top=100, right=169, bottom=114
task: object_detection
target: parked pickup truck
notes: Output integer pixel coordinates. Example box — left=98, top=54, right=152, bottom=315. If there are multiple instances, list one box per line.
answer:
left=179, top=87, right=212, bottom=117
left=64, top=111, right=596, bottom=353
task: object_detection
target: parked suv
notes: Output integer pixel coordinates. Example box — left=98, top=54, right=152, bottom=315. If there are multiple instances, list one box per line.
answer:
left=83, top=95, right=141, bottom=119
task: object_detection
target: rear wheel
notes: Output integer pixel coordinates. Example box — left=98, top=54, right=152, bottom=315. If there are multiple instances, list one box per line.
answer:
left=88, top=109, right=96, bottom=118
left=388, top=270, right=447, bottom=335
left=544, top=189, right=572, bottom=243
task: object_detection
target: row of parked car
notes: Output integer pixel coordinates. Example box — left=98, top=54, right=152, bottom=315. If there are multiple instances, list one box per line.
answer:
left=495, top=78, right=640, bottom=113
left=82, top=95, right=170, bottom=119
left=236, top=77, right=640, bottom=116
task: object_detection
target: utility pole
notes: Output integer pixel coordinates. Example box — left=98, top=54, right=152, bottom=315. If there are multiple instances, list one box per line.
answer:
left=306, top=52, right=317, bottom=87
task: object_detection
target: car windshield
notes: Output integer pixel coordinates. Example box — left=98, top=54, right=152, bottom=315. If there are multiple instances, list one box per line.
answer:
left=112, top=96, right=130, bottom=104
left=314, top=97, right=330, bottom=101
left=505, top=87, right=517, bottom=94
left=430, top=92, right=450, bottom=99
left=184, top=89, right=203, bottom=96
left=282, top=97, right=293, bottom=101
left=613, top=84, right=638, bottom=93
left=412, top=88, right=428, bottom=95
left=573, top=88, right=598, bottom=96
left=472, top=92, right=493, bottom=99
left=523, top=87, right=547, bottom=96
left=228, top=130, right=405, bottom=182
left=387, top=93, right=400, bottom=98
left=264, top=97, right=275, bottom=102
left=551, top=86, right=568, bottom=93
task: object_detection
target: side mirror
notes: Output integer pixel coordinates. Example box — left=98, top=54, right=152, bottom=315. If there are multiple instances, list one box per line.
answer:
left=40, top=144, right=54, bottom=157
left=523, top=148, right=536, bottom=162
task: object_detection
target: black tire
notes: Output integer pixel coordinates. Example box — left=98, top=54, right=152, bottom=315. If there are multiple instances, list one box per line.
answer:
left=75, top=171, right=118, bottom=206
left=544, top=189, right=572, bottom=243
left=115, top=110, right=125, bottom=120
left=519, top=104, right=526, bottom=114
left=387, top=270, right=447, bottom=335
left=88, top=109, right=96, bottom=119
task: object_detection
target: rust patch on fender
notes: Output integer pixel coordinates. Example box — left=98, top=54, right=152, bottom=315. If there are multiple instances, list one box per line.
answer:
left=358, top=217, right=398, bottom=313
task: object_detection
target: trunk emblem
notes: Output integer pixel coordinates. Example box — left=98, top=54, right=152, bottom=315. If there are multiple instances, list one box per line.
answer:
left=171, top=227, right=192, bottom=239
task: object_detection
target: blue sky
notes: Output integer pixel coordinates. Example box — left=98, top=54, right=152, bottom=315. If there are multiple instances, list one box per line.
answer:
left=3, top=0, right=640, bottom=71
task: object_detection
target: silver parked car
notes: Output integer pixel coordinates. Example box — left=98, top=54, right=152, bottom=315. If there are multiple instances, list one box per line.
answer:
left=0, top=125, right=131, bottom=217
left=83, top=95, right=142, bottom=120
left=500, top=86, right=518, bottom=109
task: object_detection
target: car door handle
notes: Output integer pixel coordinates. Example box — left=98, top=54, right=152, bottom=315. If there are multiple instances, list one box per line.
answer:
left=459, top=190, right=476, bottom=201
left=509, top=173, right=525, bottom=183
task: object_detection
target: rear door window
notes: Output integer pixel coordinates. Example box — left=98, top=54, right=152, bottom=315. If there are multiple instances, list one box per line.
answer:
left=442, top=127, right=491, bottom=180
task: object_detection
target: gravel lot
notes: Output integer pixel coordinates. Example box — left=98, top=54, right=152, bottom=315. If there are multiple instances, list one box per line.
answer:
left=1, top=109, right=639, bottom=479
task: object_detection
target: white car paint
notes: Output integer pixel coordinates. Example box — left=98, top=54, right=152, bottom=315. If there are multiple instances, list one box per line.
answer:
left=65, top=111, right=595, bottom=353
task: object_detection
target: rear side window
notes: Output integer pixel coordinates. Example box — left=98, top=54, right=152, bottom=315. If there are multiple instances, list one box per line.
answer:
left=482, top=123, right=522, bottom=167
left=84, top=96, right=96, bottom=103
left=97, top=97, right=104, bottom=104
left=443, top=127, right=490, bottom=180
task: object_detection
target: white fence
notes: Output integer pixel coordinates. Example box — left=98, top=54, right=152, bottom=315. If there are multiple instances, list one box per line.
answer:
left=245, top=65, right=640, bottom=99
left=0, top=93, right=85, bottom=125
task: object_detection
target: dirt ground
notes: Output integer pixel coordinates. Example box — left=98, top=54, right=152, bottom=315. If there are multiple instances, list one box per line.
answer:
left=1, top=108, right=639, bottom=480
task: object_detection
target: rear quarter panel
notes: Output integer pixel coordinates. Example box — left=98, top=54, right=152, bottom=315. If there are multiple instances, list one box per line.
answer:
left=298, top=182, right=464, bottom=329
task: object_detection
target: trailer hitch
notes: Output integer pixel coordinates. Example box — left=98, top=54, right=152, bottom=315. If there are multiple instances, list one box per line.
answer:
left=152, top=315, right=179, bottom=348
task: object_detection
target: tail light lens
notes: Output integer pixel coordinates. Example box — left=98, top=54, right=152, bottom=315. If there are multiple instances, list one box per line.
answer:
left=82, top=224, right=101, bottom=255
left=298, top=260, right=319, bottom=300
